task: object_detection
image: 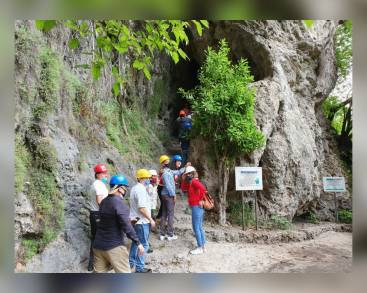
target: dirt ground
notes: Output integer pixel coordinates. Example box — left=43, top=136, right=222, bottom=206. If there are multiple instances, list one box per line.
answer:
left=146, top=230, right=352, bottom=273
left=144, top=197, right=352, bottom=273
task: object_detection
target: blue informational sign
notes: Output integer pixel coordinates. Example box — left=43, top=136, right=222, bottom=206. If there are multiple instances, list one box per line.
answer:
left=323, top=177, right=346, bottom=192
left=235, top=167, right=263, bottom=191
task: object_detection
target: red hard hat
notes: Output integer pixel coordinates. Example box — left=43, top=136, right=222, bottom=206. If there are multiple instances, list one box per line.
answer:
left=94, top=164, right=108, bottom=173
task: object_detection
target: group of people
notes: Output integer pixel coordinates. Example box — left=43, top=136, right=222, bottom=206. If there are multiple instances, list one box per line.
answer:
left=87, top=153, right=208, bottom=273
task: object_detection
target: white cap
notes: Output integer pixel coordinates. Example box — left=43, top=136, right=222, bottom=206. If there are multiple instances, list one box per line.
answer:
left=149, top=169, right=158, bottom=176
left=184, top=166, right=196, bottom=174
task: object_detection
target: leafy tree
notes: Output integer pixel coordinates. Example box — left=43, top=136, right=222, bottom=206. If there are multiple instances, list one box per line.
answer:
left=335, top=20, right=352, bottom=79
left=35, top=20, right=209, bottom=96
left=322, top=20, right=352, bottom=170
left=179, top=39, right=265, bottom=225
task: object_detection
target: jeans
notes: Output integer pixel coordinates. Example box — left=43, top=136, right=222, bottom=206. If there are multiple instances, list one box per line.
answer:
left=89, top=211, right=100, bottom=267
left=129, top=223, right=150, bottom=272
left=191, top=206, right=206, bottom=247
left=160, top=195, right=175, bottom=237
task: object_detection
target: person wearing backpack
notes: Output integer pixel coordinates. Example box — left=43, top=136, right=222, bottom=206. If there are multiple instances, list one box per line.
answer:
left=93, top=174, right=144, bottom=273
left=176, top=110, right=192, bottom=165
left=87, top=164, right=109, bottom=271
left=185, top=166, right=207, bottom=255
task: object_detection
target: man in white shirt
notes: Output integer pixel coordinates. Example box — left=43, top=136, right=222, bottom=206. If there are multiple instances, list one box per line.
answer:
left=87, top=163, right=109, bottom=271
left=129, top=169, right=155, bottom=273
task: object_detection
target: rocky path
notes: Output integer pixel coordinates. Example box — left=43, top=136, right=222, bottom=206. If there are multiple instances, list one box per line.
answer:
left=144, top=197, right=352, bottom=273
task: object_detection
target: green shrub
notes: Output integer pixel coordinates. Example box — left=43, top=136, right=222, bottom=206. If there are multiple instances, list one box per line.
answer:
left=338, top=209, right=352, bottom=224
left=270, top=214, right=292, bottom=230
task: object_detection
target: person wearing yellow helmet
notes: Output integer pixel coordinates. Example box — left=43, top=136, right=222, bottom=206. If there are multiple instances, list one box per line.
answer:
left=128, top=169, right=155, bottom=273
left=158, top=155, right=190, bottom=241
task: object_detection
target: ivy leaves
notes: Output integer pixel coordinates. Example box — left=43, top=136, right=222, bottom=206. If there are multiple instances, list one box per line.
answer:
left=35, top=20, right=209, bottom=96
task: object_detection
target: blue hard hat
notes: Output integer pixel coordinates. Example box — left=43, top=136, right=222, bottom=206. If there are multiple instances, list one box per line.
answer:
left=172, top=154, right=182, bottom=161
left=109, top=174, right=129, bottom=187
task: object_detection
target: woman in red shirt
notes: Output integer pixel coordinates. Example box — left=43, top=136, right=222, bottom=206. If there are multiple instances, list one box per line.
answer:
left=185, top=166, right=206, bottom=255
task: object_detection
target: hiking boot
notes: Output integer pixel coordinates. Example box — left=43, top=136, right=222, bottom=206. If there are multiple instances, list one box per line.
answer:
left=159, top=235, right=167, bottom=241
left=136, top=268, right=152, bottom=273
left=190, top=247, right=203, bottom=255
left=167, top=235, right=178, bottom=241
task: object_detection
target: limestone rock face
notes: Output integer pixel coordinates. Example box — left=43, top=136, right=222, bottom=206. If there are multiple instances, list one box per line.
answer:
left=14, top=20, right=351, bottom=272
left=188, top=20, right=351, bottom=221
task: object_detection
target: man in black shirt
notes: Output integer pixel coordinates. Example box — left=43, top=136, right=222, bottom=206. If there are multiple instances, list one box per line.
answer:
left=93, top=174, right=144, bottom=273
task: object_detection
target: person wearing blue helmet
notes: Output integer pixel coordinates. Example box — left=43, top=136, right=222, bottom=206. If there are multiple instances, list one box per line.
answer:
left=93, top=174, right=144, bottom=273
left=172, top=154, right=183, bottom=197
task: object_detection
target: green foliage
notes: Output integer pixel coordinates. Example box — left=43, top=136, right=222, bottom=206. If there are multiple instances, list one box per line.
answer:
left=322, top=96, right=344, bottom=134
left=180, top=39, right=265, bottom=161
left=35, top=20, right=57, bottom=32
left=335, top=20, right=352, bottom=78
left=270, top=214, right=292, bottom=230
left=21, top=239, right=39, bottom=261
left=100, top=100, right=162, bottom=164
left=36, top=20, right=209, bottom=96
left=228, top=201, right=255, bottom=227
left=15, top=24, right=43, bottom=69
left=34, top=47, right=61, bottom=120
left=338, top=209, right=352, bottom=224
left=307, top=211, right=320, bottom=224
left=15, top=135, right=31, bottom=195
left=303, top=20, right=314, bottom=28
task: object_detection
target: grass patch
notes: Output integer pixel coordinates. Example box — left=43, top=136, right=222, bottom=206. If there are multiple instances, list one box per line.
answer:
left=99, top=100, right=163, bottom=164
left=15, top=134, right=31, bottom=195
left=21, top=239, right=39, bottom=261
left=269, top=214, right=292, bottom=230
left=33, top=47, right=61, bottom=121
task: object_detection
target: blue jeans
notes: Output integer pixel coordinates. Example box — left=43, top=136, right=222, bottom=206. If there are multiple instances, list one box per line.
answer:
left=129, top=223, right=150, bottom=272
left=191, top=206, right=206, bottom=247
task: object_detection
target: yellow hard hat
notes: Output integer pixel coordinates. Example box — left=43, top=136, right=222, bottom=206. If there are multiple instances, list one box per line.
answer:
left=159, top=155, right=170, bottom=164
left=136, top=169, right=151, bottom=179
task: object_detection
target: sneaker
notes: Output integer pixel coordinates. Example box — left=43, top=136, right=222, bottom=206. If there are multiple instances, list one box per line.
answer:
left=190, top=247, right=203, bottom=255
left=167, top=235, right=178, bottom=241
left=159, top=235, right=167, bottom=241
left=136, top=268, right=152, bottom=273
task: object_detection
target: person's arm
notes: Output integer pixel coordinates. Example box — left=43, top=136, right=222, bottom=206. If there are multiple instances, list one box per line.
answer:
left=162, top=172, right=175, bottom=196
left=96, top=194, right=104, bottom=205
left=116, top=203, right=141, bottom=244
left=138, top=207, right=156, bottom=228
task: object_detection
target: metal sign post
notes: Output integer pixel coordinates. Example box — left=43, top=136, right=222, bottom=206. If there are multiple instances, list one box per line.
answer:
left=235, top=167, right=263, bottom=231
left=241, top=191, right=245, bottom=231
left=323, top=177, right=345, bottom=223
left=254, top=190, right=258, bottom=230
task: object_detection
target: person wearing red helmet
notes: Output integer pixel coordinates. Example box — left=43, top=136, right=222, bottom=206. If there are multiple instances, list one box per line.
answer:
left=87, top=163, right=109, bottom=271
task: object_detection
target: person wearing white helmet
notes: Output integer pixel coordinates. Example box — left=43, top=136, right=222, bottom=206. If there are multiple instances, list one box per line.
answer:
left=185, top=166, right=207, bottom=255
left=147, top=170, right=159, bottom=220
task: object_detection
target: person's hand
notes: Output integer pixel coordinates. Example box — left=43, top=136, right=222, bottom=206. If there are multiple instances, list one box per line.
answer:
left=173, top=196, right=176, bottom=203
left=137, top=244, right=145, bottom=256
left=199, top=200, right=204, bottom=208
left=150, top=219, right=156, bottom=229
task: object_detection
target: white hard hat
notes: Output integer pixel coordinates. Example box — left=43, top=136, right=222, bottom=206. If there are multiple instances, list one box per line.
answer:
left=184, top=166, right=196, bottom=174
left=149, top=169, right=158, bottom=176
